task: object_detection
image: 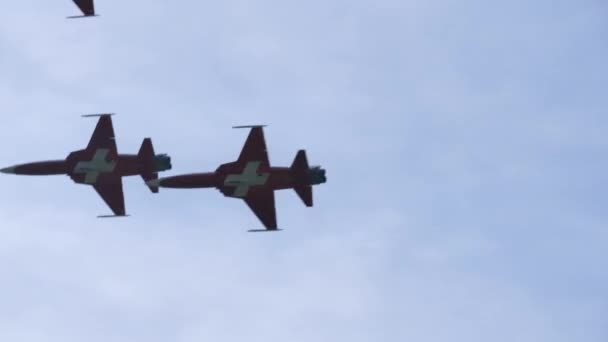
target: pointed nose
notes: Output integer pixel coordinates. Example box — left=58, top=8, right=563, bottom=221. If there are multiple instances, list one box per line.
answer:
left=146, top=179, right=161, bottom=188
left=0, top=166, right=16, bottom=174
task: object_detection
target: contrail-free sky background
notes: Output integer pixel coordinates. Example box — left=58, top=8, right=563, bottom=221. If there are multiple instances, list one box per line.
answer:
left=0, top=1, right=606, bottom=341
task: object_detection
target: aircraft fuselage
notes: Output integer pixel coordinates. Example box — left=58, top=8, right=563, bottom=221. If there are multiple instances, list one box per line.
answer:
left=1, top=153, right=149, bottom=180
left=154, top=166, right=296, bottom=193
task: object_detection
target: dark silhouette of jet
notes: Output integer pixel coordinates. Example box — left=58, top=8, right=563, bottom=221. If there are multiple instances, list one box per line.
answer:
left=0, top=114, right=172, bottom=217
left=148, top=125, right=327, bottom=231
left=68, top=0, right=98, bottom=18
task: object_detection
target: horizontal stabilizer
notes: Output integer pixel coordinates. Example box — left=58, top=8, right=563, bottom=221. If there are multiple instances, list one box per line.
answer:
left=138, top=138, right=154, bottom=158
left=66, top=14, right=99, bottom=19
left=294, top=185, right=313, bottom=207
left=247, top=229, right=282, bottom=233
left=233, top=124, right=267, bottom=129
left=290, top=150, right=313, bottom=207
left=82, top=113, right=115, bottom=118
left=97, top=214, right=130, bottom=218
left=291, top=150, right=309, bottom=173
left=138, top=138, right=160, bottom=193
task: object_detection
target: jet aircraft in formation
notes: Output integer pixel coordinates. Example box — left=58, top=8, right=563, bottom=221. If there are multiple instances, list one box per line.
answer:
left=1, top=120, right=326, bottom=230
left=0, top=114, right=172, bottom=217
left=148, top=125, right=327, bottom=231
left=11, top=0, right=329, bottom=230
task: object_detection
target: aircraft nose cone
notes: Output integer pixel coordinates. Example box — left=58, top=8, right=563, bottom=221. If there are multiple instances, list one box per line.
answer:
left=0, top=166, right=16, bottom=174
left=146, top=179, right=161, bottom=188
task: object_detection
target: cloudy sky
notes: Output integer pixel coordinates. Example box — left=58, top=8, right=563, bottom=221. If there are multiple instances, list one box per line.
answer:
left=0, top=0, right=606, bottom=341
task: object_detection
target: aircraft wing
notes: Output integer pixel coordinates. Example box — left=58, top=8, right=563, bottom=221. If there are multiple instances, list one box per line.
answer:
left=93, top=177, right=126, bottom=216
left=236, top=126, right=270, bottom=168
left=86, top=114, right=118, bottom=157
left=73, top=0, right=95, bottom=16
left=243, top=189, right=278, bottom=230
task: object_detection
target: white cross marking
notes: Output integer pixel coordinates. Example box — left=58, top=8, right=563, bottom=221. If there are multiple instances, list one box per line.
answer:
left=224, top=161, right=269, bottom=197
left=73, top=149, right=117, bottom=184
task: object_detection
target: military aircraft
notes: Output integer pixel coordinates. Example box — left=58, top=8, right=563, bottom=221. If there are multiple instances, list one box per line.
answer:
left=0, top=114, right=172, bottom=217
left=147, top=125, right=327, bottom=231
left=68, top=0, right=98, bottom=18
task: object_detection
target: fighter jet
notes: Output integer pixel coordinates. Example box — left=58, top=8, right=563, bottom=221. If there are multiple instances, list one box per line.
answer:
left=0, top=114, right=172, bottom=217
left=148, top=125, right=327, bottom=231
left=68, top=0, right=98, bottom=18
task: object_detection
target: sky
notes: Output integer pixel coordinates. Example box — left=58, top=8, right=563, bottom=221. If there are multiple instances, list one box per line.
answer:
left=0, top=0, right=606, bottom=341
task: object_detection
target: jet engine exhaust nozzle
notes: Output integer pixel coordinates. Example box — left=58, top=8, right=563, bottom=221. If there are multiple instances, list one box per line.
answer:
left=154, top=154, right=172, bottom=172
left=307, top=166, right=327, bottom=185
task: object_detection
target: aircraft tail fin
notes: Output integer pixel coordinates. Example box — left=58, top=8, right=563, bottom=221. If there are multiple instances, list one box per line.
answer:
left=290, top=150, right=313, bottom=207
left=137, top=138, right=172, bottom=193
left=294, top=185, right=313, bottom=207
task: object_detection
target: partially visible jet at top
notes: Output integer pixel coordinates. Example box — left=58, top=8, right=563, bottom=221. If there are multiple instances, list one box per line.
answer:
left=68, top=0, right=98, bottom=18
left=148, top=125, right=327, bottom=231
left=0, top=114, right=172, bottom=217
